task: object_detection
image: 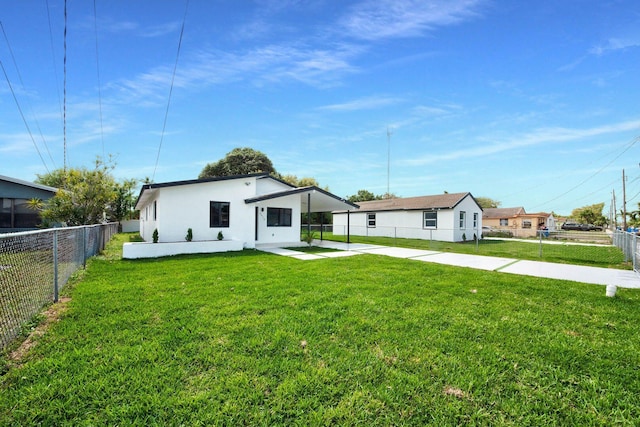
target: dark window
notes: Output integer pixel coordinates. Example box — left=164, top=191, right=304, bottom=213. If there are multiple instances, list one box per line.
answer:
left=459, top=211, right=466, bottom=228
left=0, top=198, right=11, bottom=228
left=210, top=201, right=230, bottom=227
left=267, top=207, right=292, bottom=227
left=0, top=198, right=41, bottom=229
left=14, top=199, right=39, bottom=228
left=153, top=200, right=157, bottom=221
left=500, top=218, right=508, bottom=226
left=423, top=211, right=437, bottom=228
left=367, top=213, right=376, bottom=228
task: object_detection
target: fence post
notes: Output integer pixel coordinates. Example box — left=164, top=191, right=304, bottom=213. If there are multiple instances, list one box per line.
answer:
left=53, top=230, right=59, bottom=303
left=82, top=226, right=87, bottom=269
left=539, top=231, right=543, bottom=258
left=634, top=233, right=638, bottom=272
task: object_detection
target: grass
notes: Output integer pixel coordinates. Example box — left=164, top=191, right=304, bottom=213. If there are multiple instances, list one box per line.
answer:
left=1, top=234, right=640, bottom=425
left=320, top=232, right=629, bottom=269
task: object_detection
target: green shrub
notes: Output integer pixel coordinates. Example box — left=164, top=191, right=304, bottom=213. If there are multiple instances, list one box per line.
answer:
left=302, top=229, right=317, bottom=245
left=152, top=229, right=159, bottom=243
left=217, top=231, right=224, bottom=241
left=186, top=228, right=193, bottom=242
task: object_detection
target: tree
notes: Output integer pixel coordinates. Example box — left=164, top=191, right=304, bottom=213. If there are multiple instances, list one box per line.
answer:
left=346, top=189, right=397, bottom=202
left=35, top=157, right=118, bottom=226
left=199, top=147, right=276, bottom=179
left=475, top=197, right=501, bottom=209
left=570, top=203, right=607, bottom=226
left=279, top=174, right=329, bottom=190
left=348, top=189, right=377, bottom=202
left=108, top=179, right=139, bottom=226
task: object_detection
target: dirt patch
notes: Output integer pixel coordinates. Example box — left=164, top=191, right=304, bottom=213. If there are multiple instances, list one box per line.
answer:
left=443, top=385, right=466, bottom=399
left=8, top=297, right=72, bottom=363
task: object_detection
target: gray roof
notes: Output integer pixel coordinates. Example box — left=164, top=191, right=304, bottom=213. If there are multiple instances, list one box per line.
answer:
left=340, top=192, right=478, bottom=213
left=482, top=207, right=526, bottom=219
left=0, top=174, right=58, bottom=193
left=246, top=186, right=359, bottom=212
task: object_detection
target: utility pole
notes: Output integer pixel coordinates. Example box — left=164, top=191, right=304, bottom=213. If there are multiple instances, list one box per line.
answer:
left=386, top=126, right=392, bottom=197
left=612, top=189, right=617, bottom=229
left=622, top=169, right=627, bottom=231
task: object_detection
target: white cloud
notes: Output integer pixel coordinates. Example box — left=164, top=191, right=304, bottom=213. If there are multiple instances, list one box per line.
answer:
left=317, top=95, right=403, bottom=112
left=97, top=18, right=181, bottom=38
left=590, top=36, right=640, bottom=55
left=111, top=43, right=362, bottom=105
left=402, top=119, right=640, bottom=166
left=340, top=0, right=485, bottom=41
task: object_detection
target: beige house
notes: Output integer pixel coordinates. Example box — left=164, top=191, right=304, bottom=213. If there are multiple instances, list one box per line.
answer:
left=483, top=207, right=556, bottom=238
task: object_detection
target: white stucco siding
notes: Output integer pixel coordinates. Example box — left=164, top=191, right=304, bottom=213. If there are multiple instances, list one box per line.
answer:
left=256, top=176, right=292, bottom=195
left=332, top=194, right=482, bottom=242
left=168, top=179, right=256, bottom=244
left=251, top=194, right=302, bottom=245
left=452, top=195, right=482, bottom=241
left=136, top=176, right=307, bottom=247
left=139, top=193, right=159, bottom=242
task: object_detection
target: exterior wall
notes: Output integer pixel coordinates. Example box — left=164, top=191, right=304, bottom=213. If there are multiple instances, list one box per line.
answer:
left=121, top=220, right=140, bottom=233
left=253, top=194, right=301, bottom=246
left=0, top=179, right=56, bottom=232
left=137, top=176, right=302, bottom=248
left=450, top=195, right=482, bottom=241
left=139, top=193, right=159, bottom=242
left=333, top=195, right=482, bottom=243
left=123, top=239, right=243, bottom=259
left=484, top=214, right=555, bottom=237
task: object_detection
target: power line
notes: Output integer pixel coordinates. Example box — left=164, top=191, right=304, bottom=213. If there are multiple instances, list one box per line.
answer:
left=0, top=21, right=56, bottom=170
left=152, top=0, right=190, bottom=181
left=0, top=59, right=50, bottom=174
left=531, top=135, right=639, bottom=209
left=93, top=0, right=105, bottom=158
left=45, top=0, right=64, bottom=145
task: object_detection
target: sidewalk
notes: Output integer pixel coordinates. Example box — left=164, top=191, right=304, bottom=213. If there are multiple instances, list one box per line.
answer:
left=258, top=241, right=640, bottom=289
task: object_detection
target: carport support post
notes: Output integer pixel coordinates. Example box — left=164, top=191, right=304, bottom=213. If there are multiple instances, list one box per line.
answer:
left=320, top=212, right=324, bottom=241
left=347, top=210, right=351, bottom=243
left=307, top=193, right=311, bottom=239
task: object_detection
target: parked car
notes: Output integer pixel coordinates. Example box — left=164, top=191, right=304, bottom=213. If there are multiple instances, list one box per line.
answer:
left=561, top=222, right=603, bottom=231
left=561, top=222, right=588, bottom=231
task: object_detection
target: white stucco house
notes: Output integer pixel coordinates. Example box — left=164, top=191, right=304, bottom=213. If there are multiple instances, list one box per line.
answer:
left=124, top=173, right=358, bottom=258
left=333, top=192, right=483, bottom=243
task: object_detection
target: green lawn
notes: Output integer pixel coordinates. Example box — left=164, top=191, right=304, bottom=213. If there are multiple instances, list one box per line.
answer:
left=1, top=234, right=639, bottom=425
left=319, top=232, right=629, bottom=269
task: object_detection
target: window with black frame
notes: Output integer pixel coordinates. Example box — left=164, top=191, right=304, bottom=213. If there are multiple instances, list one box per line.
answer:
left=210, top=201, right=230, bottom=227
left=267, top=207, right=292, bottom=227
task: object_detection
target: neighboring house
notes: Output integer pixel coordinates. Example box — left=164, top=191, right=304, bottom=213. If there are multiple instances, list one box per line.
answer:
left=0, top=175, right=57, bottom=233
left=333, top=192, right=483, bottom=242
left=133, top=173, right=358, bottom=249
left=483, top=207, right=556, bottom=237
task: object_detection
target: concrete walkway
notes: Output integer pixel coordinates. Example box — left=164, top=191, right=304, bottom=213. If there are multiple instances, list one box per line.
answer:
left=258, top=240, right=640, bottom=289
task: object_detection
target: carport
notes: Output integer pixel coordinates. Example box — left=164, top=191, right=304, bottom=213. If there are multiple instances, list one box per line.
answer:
left=245, top=186, right=359, bottom=242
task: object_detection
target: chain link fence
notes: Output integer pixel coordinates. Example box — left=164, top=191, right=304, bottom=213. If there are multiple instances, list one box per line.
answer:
left=0, top=223, right=118, bottom=351
left=329, top=224, right=625, bottom=262
left=612, top=229, right=640, bottom=273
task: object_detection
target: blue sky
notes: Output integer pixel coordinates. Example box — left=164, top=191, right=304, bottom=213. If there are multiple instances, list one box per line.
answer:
left=1, top=0, right=639, bottom=216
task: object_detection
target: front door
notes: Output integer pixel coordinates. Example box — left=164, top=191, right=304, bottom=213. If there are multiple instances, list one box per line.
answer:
left=255, top=207, right=259, bottom=241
